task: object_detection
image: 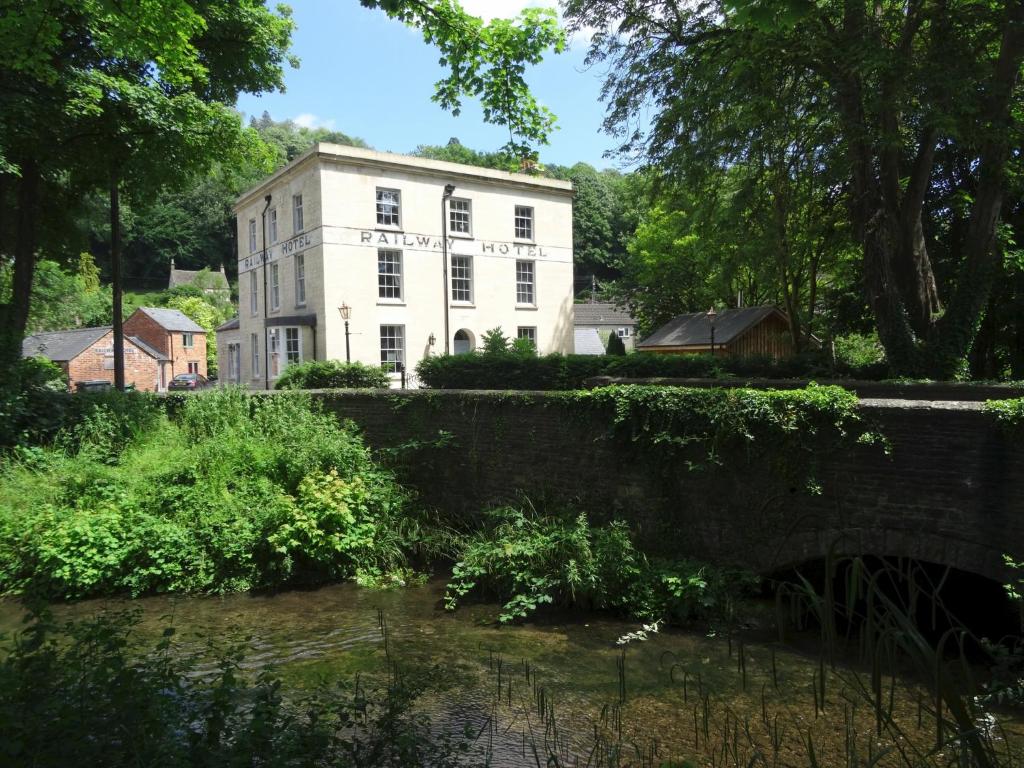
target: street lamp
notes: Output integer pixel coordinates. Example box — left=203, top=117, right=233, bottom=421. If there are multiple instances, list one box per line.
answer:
left=441, top=183, right=456, bottom=355
left=338, top=303, right=352, bottom=363
left=706, top=306, right=717, bottom=356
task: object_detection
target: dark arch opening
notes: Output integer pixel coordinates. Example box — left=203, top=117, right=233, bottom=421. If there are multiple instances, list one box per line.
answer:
left=453, top=329, right=474, bottom=355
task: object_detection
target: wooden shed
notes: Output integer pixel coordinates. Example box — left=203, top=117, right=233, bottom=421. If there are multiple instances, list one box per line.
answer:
left=636, top=306, right=798, bottom=358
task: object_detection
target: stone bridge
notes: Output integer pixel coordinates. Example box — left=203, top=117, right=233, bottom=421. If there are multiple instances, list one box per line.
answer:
left=315, top=391, right=1023, bottom=583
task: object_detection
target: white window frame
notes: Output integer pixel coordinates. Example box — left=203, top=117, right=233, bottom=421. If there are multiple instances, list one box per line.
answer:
left=285, top=327, right=301, bottom=366
left=268, top=207, right=278, bottom=243
left=376, top=188, right=401, bottom=228
left=267, top=327, right=281, bottom=378
left=377, top=248, right=403, bottom=301
left=515, top=260, right=536, bottom=305
left=517, top=326, right=537, bottom=345
left=249, top=271, right=258, bottom=316
left=617, top=327, right=631, bottom=338
left=292, top=193, right=303, bottom=233
left=379, top=324, right=405, bottom=373
left=188, top=361, right=200, bottom=375
left=251, top=332, right=260, bottom=377
left=182, top=332, right=194, bottom=349
left=248, top=218, right=257, bottom=253
left=449, top=198, right=472, bottom=237
left=450, top=254, right=473, bottom=304
left=514, top=205, right=534, bottom=241
left=295, top=253, right=306, bottom=307
left=270, top=262, right=280, bottom=311
left=228, top=342, right=240, bottom=382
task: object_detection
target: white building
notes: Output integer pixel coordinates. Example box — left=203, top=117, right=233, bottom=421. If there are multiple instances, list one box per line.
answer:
left=232, top=143, right=575, bottom=388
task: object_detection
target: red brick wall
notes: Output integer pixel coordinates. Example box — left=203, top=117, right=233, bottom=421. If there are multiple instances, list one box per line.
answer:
left=124, top=310, right=207, bottom=378
left=65, top=331, right=166, bottom=392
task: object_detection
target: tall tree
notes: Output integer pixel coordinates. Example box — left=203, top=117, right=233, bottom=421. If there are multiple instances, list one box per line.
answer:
left=564, top=0, right=1024, bottom=376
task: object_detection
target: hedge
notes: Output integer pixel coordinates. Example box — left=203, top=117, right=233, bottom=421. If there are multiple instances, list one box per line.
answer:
left=274, top=360, right=390, bottom=390
left=415, top=351, right=890, bottom=390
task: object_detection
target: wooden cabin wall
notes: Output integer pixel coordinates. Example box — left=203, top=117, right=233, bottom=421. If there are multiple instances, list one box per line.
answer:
left=728, top=315, right=795, bottom=358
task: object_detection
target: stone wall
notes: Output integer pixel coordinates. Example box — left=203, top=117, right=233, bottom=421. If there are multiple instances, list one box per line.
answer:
left=313, top=390, right=1024, bottom=582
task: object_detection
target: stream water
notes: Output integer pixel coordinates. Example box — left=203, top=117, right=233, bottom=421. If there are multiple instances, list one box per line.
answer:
left=2, top=578, right=1021, bottom=767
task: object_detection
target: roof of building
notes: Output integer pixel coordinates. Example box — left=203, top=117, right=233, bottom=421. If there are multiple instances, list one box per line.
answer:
left=134, top=307, right=206, bottom=333
left=22, top=327, right=170, bottom=362
left=574, top=303, right=636, bottom=327
left=22, top=327, right=110, bottom=362
left=168, top=261, right=230, bottom=291
left=638, top=306, right=785, bottom=349
left=574, top=328, right=607, bottom=356
left=235, top=142, right=574, bottom=210
left=216, top=316, right=240, bottom=332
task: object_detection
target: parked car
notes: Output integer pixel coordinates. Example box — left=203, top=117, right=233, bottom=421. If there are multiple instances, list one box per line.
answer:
left=168, top=373, right=211, bottom=391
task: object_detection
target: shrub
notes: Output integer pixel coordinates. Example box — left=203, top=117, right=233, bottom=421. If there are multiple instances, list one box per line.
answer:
left=274, top=359, right=390, bottom=390
left=444, top=505, right=757, bottom=625
left=0, top=388, right=415, bottom=599
left=606, top=331, right=627, bottom=356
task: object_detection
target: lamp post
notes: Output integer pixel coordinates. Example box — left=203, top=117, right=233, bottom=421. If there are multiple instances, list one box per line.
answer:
left=707, top=306, right=717, bottom=356
left=338, top=303, right=351, bottom=363
left=441, top=183, right=456, bottom=355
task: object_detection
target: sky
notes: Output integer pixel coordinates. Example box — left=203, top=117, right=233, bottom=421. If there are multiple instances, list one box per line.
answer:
left=234, top=1, right=630, bottom=169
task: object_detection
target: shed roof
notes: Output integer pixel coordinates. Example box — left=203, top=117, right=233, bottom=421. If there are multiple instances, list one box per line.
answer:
left=573, top=303, right=636, bottom=327
left=216, top=316, right=240, bottom=332
left=638, top=307, right=785, bottom=349
left=574, top=328, right=607, bottom=356
left=134, top=307, right=205, bottom=333
left=22, top=327, right=110, bottom=362
left=127, top=336, right=170, bottom=362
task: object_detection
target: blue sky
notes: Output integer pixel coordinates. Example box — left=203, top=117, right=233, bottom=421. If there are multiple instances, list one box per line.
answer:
left=235, top=1, right=628, bottom=169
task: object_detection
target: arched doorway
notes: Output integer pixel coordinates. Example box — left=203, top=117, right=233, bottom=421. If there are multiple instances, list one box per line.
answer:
left=454, top=329, right=475, bottom=355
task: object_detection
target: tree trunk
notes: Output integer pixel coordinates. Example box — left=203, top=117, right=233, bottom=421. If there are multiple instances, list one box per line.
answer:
left=1, top=159, right=41, bottom=368
left=111, top=173, right=125, bottom=391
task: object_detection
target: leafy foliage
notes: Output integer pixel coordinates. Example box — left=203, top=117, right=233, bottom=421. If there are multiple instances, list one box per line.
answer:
left=275, top=360, right=391, bottom=390
left=445, top=505, right=757, bottom=625
left=0, top=389, right=415, bottom=599
left=606, top=331, right=626, bottom=356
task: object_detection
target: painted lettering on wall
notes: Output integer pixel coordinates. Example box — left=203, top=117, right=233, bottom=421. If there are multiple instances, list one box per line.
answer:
left=365, top=230, right=547, bottom=258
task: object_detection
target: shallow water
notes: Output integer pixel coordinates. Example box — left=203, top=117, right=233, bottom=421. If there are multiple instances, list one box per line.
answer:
left=2, top=579, right=1021, bottom=767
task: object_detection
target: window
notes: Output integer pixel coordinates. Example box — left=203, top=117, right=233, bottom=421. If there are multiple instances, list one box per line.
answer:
left=270, top=262, right=280, bottom=311
left=182, top=332, right=194, bottom=349
left=268, top=328, right=280, bottom=378
left=377, top=249, right=402, bottom=300
left=376, top=188, right=401, bottom=227
left=514, top=205, right=534, bottom=240
left=268, top=207, right=278, bottom=243
left=228, top=343, right=240, bottom=382
left=292, top=194, right=303, bottom=233
left=451, top=255, right=472, bottom=303
left=515, top=260, right=535, bottom=304
left=188, top=361, right=199, bottom=374
left=380, top=325, right=404, bottom=373
left=249, top=271, right=258, bottom=316
left=517, top=326, right=537, bottom=345
left=295, top=253, right=306, bottom=306
left=251, top=332, right=260, bottom=376
left=617, top=327, right=631, bottom=338
left=285, top=327, right=301, bottom=365
left=248, top=219, right=257, bottom=253
left=449, top=198, right=471, bottom=235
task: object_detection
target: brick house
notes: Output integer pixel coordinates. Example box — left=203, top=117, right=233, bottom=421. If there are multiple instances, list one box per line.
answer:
left=22, top=327, right=170, bottom=392
left=123, top=307, right=208, bottom=381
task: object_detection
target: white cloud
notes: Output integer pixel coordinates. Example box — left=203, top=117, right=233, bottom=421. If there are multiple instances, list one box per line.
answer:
left=293, top=113, right=336, bottom=130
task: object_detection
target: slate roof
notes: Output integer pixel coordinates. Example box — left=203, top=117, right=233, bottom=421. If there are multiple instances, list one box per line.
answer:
left=135, top=307, right=206, bottom=333
left=22, top=327, right=169, bottom=362
left=22, top=327, right=110, bottom=362
left=573, top=303, right=636, bottom=327
left=574, top=328, right=607, bottom=356
left=216, top=316, right=240, bottom=332
left=168, top=265, right=229, bottom=291
left=638, top=306, right=784, bottom=349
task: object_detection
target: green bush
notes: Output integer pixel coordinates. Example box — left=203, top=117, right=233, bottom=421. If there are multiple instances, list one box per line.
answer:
left=606, top=331, right=627, bottom=355
left=444, top=505, right=757, bottom=625
left=0, top=610, right=470, bottom=768
left=0, top=388, right=416, bottom=599
left=274, top=359, right=390, bottom=390
left=416, top=349, right=889, bottom=390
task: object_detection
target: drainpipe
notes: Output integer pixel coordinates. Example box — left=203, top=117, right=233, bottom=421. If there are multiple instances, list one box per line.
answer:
left=261, top=194, right=272, bottom=390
